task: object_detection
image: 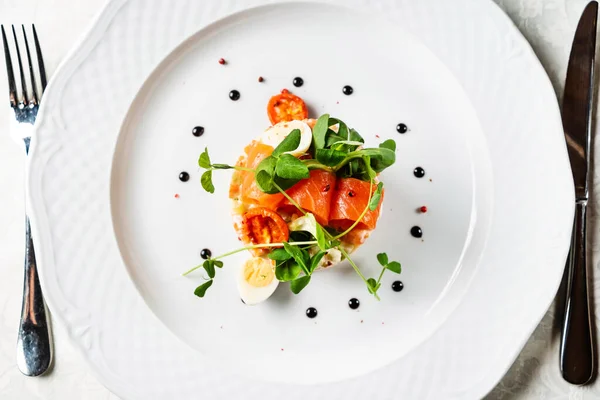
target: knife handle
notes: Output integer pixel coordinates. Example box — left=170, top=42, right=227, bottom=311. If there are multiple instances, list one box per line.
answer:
left=560, top=201, right=594, bottom=385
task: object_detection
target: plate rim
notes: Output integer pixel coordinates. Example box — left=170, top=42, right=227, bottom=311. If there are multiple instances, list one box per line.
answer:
left=27, top=0, right=574, bottom=398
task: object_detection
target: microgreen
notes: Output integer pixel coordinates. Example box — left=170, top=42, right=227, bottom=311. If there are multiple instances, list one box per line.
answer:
left=315, top=149, right=347, bottom=167
left=194, top=280, right=213, bottom=298
left=188, top=115, right=402, bottom=301
left=369, top=182, right=384, bottom=211
left=290, top=275, right=311, bottom=294
left=273, top=129, right=301, bottom=156
left=283, top=242, right=310, bottom=275
left=312, top=114, right=330, bottom=150
left=309, top=251, right=326, bottom=273
left=197, top=147, right=254, bottom=193
left=275, top=154, right=310, bottom=180
left=268, top=248, right=292, bottom=261
left=275, top=260, right=302, bottom=282
left=201, top=170, right=215, bottom=193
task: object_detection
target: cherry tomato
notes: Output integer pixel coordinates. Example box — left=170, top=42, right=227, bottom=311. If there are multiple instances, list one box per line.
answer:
left=242, top=207, right=289, bottom=255
left=267, top=92, right=308, bottom=125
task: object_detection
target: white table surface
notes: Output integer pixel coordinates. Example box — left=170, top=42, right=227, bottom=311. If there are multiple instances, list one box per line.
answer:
left=0, top=0, right=598, bottom=399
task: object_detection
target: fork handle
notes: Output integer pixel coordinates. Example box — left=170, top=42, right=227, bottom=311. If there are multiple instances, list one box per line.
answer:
left=16, top=216, right=52, bottom=376
left=560, top=201, right=594, bottom=385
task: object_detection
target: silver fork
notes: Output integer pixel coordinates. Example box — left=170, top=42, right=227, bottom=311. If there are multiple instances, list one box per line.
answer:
left=2, top=24, right=52, bottom=377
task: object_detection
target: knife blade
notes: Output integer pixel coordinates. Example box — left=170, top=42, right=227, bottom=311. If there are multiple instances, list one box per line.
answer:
left=560, top=0, right=597, bottom=386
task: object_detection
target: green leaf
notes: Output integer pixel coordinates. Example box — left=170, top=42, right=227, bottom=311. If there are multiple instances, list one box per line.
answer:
left=379, top=139, right=396, bottom=152
left=312, top=114, right=330, bottom=150
left=290, top=275, right=311, bottom=294
left=349, top=128, right=364, bottom=144
left=330, top=140, right=364, bottom=147
left=194, top=280, right=213, bottom=298
left=325, top=133, right=347, bottom=148
left=369, top=182, right=384, bottom=211
left=275, top=154, right=310, bottom=180
left=377, top=253, right=389, bottom=266
left=315, top=223, right=328, bottom=251
left=268, top=248, right=292, bottom=261
left=275, top=260, right=302, bottom=282
left=328, top=118, right=350, bottom=140
left=386, top=261, right=402, bottom=274
left=367, top=148, right=396, bottom=173
left=214, top=260, right=224, bottom=268
left=198, top=148, right=211, bottom=169
left=201, top=170, right=215, bottom=193
left=203, top=260, right=216, bottom=278
left=363, top=156, right=378, bottom=181
left=366, top=278, right=379, bottom=295
left=283, top=242, right=310, bottom=275
left=289, top=230, right=315, bottom=243
left=211, top=164, right=233, bottom=170
left=310, top=251, right=326, bottom=273
left=316, top=149, right=348, bottom=167
left=255, top=156, right=278, bottom=194
left=273, top=129, right=301, bottom=156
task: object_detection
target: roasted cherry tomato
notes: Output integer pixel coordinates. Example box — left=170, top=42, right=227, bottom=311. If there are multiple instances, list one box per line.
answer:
left=267, top=92, right=308, bottom=125
left=242, top=207, right=289, bottom=255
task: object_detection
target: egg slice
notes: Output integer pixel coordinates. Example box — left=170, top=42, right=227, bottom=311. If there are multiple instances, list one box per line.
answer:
left=237, top=257, right=279, bottom=305
left=259, top=120, right=312, bottom=157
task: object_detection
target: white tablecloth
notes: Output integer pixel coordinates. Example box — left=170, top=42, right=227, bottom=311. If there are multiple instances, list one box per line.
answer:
left=0, top=0, right=597, bottom=399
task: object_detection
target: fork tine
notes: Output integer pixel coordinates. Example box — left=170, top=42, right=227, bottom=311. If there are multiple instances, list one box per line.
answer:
left=21, top=25, right=37, bottom=105
left=11, top=25, right=27, bottom=106
left=1, top=25, right=17, bottom=107
left=32, top=25, right=46, bottom=93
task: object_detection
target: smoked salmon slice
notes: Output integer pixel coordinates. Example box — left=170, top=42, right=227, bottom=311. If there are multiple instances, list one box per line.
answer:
left=278, top=170, right=336, bottom=226
left=230, top=141, right=284, bottom=209
left=328, top=178, right=384, bottom=231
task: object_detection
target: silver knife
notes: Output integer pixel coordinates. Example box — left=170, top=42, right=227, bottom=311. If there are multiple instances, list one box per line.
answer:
left=560, top=0, right=597, bottom=385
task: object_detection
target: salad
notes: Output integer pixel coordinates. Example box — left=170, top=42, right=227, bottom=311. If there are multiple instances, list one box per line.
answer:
left=184, top=90, right=401, bottom=304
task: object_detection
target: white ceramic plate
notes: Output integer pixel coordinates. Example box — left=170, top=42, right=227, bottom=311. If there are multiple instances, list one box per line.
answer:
left=28, top=0, right=574, bottom=398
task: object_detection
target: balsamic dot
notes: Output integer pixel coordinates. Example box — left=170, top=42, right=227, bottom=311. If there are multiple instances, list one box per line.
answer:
left=200, top=248, right=212, bottom=259
left=192, top=126, right=204, bottom=137
left=410, top=226, right=423, bottom=238
left=392, top=281, right=404, bottom=292
left=293, top=77, right=304, bottom=87
left=229, top=90, right=240, bottom=101
left=413, top=167, right=425, bottom=178
left=306, top=307, right=318, bottom=318
left=342, top=85, right=354, bottom=95
left=179, top=172, right=190, bottom=182
left=396, top=123, right=408, bottom=134
left=348, top=298, right=360, bottom=310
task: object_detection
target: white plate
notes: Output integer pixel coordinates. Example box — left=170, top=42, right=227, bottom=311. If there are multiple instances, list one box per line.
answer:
left=28, top=0, right=574, bottom=398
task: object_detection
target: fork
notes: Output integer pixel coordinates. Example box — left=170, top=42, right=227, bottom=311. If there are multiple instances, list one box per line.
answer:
left=2, top=24, right=52, bottom=377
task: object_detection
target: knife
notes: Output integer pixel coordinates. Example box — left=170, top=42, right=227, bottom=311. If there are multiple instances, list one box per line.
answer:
left=560, top=0, right=597, bottom=385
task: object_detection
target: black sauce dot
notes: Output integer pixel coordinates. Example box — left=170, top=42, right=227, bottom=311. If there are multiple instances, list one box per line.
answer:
left=413, top=167, right=425, bottom=178
left=293, top=77, right=304, bottom=87
left=342, top=85, right=353, bottom=95
left=410, top=226, right=423, bottom=238
left=241, top=298, right=246, bottom=304
left=200, top=248, right=212, bottom=259
left=192, top=126, right=204, bottom=137
left=306, top=307, right=318, bottom=318
left=396, top=123, right=408, bottom=134
left=392, top=281, right=404, bottom=292
left=348, top=298, right=360, bottom=310
left=229, top=90, right=240, bottom=101
left=179, top=172, right=190, bottom=182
